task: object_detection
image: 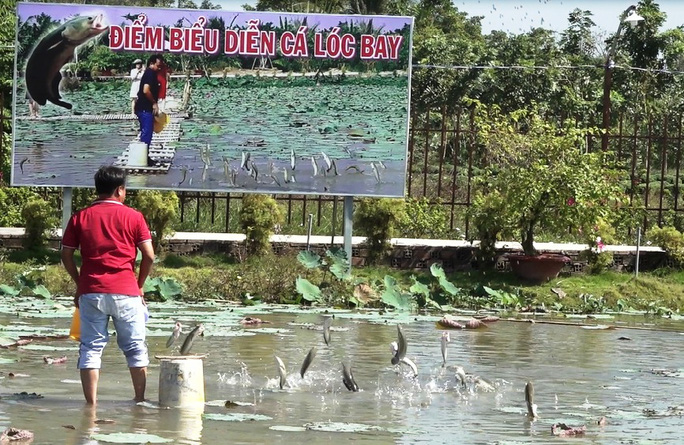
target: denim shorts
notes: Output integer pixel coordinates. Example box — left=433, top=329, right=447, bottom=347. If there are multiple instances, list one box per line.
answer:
left=77, top=293, right=149, bottom=369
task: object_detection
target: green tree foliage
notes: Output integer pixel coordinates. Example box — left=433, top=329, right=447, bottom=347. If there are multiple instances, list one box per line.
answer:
left=473, top=104, right=626, bottom=256
left=411, top=0, right=485, bottom=108
left=239, top=194, right=283, bottom=257
left=0, top=187, right=40, bottom=226
left=133, top=190, right=179, bottom=253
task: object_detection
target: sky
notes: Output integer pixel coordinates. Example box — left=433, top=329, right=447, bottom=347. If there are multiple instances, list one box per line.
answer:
left=214, top=0, right=684, bottom=35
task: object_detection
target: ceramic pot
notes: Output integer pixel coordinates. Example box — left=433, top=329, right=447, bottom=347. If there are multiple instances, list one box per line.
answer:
left=507, top=253, right=571, bottom=283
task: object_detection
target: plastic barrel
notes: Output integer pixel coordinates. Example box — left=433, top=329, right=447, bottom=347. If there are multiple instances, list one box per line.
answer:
left=158, top=357, right=205, bottom=408
left=128, top=142, right=148, bottom=167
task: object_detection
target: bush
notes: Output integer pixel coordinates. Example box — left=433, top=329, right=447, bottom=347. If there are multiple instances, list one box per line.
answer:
left=239, top=194, right=283, bottom=257
left=0, top=187, right=41, bottom=227
left=648, top=226, right=684, bottom=267
left=468, top=191, right=513, bottom=269
left=581, top=219, right=616, bottom=274
left=21, top=197, right=59, bottom=249
left=133, top=190, right=179, bottom=253
left=355, top=198, right=406, bottom=264
left=398, top=197, right=449, bottom=239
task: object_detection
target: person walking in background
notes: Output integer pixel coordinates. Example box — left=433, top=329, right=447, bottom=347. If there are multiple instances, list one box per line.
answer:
left=157, top=60, right=170, bottom=112
left=129, top=59, right=143, bottom=115
left=134, top=54, right=163, bottom=166
left=61, top=166, right=155, bottom=405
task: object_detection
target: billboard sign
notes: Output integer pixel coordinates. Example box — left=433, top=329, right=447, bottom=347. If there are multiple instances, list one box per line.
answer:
left=13, top=2, right=413, bottom=197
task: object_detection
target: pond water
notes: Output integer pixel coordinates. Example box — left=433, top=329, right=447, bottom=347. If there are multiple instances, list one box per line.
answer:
left=0, top=298, right=682, bottom=444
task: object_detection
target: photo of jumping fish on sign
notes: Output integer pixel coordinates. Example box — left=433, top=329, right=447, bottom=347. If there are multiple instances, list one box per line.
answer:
left=12, top=2, right=413, bottom=198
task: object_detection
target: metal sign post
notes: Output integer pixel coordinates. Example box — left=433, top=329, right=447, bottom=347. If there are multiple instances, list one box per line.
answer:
left=61, top=187, right=72, bottom=234
left=343, top=196, right=353, bottom=273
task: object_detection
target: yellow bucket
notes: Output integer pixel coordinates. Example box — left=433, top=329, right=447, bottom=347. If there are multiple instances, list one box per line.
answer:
left=69, top=308, right=80, bottom=342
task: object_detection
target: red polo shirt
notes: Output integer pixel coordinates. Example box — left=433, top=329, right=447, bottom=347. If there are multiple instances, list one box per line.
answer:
left=62, top=200, right=152, bottom=296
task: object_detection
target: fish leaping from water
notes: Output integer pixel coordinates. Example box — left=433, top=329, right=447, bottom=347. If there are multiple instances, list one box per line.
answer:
left=323, top=317, right=332, bottom=346
left=165, top=321, right=182, bottom=348
left=440, top=331, right=450, bottom=366
left=26, top=15, right=108, bottom=109
left=275, top=355, right=287, bottom=389
left=525, top=381, right=538, bottom=419
left=342, top=363, right=359, bottom=392
left=300, top=347, right=317, bottom=378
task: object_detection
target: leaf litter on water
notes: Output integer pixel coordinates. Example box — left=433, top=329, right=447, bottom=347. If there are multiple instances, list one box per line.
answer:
left=90, top=433, right=173, bottom=443
left=203, top=413, right=272, bottom=422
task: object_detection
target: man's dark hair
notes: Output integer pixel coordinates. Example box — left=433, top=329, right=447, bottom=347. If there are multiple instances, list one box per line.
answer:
left=147, top=54, right=164, bottom=66
left=94, top=166, right=126, bottom=195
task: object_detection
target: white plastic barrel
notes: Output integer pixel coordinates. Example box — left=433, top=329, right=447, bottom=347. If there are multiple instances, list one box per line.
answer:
left=158, top=356, right=205, bottom=408
left=128, top=142, right=148, bottom=167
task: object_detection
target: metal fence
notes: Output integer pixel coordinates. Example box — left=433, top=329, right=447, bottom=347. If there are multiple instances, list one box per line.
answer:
left=3, top=89, right=684, bottom=238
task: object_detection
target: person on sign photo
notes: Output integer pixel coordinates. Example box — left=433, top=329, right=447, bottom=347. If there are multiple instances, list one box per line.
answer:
left=129, top=58, right=143, bottom=115
left=134, top=54, right=164, bottom=166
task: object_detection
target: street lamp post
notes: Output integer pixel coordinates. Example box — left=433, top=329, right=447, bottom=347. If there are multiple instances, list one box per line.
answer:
left=601, top=5, right=644, bottom=151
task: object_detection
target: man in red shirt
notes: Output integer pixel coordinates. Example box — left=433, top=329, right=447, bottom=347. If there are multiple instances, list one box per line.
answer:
left=61, top=166, right=155, bottom=405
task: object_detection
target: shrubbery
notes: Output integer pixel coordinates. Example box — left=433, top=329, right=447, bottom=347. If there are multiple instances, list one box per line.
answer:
left=398, top=197, right=449, bottom=239
left=239, top=194, right=283, bottom=257
left=133, top=190, right=179, bottom=253
left=354, top=198, right=406, bottom=264
left=648, top=226, right=684, bottom=267
left=21, top=197, right=58, bottom=250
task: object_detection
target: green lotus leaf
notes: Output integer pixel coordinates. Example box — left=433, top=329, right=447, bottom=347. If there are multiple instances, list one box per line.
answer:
left=297, top=250, right=322, bottom=269
left=295, top=277, right=322, bottom=303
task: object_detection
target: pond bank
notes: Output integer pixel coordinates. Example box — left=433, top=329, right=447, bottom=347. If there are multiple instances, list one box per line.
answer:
left=0, top=248, right=683, bottom=314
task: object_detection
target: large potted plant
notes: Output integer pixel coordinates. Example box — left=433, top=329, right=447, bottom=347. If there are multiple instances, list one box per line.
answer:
left=470, top=104, right=624, bottom=282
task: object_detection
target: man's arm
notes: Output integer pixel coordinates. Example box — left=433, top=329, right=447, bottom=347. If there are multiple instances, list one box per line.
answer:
left=61, top=247, right=80, bottom=306
left=142, top=83, right=159, bottom=115
left=137, top=240, right=155, bottom=296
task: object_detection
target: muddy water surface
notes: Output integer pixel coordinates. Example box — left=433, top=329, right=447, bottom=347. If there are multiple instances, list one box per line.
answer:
left=0, top=300, right=682, bottom=444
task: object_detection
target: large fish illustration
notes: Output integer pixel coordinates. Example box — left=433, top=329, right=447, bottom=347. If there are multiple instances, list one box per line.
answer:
left=25, top=14, right=107, bottom=109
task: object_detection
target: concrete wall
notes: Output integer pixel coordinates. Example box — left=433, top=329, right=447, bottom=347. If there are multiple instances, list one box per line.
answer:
left=0, top=228, right=668, bottom=274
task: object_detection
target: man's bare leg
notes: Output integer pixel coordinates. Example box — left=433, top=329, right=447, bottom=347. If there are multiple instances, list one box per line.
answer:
left=80, top=368, right=99, bottom=405
left=129, top=367, right=147, bottom=402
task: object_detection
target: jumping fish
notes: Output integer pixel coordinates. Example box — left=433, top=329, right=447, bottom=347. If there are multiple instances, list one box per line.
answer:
left=390, top=338, right=417, bottom=377
left=402, top=357, right=418, bottom=378
left=330, top=159, right=339, bottom=176
left=165, top=321, right=182, bottom=348
left=321, top=151, right=332, bottom=170
left=371, top=162, right=381, bottom=183
left=474, top=376, right=495, bottom=392
left=440, top=331, right=450, bottom=366
left=300, top=347, right=317, bottom=378
left=342, top=363, right=359, bottom=392
left=240, top=151, right=250, bottom=170
left=179, top=323, right=204, bottom=355
left=455, top=366, right=467, bottom=388
left=525, top=381, right=538, bottom=419
left=26, top=15, right=107, bottom=109
left=322, top=317, right=332, bottom=346
left=311, top=156, right=318, bottom=176
left=275, top=355, right=287, bottom=389
left=391, top=325, right=407, bottom=365
left=19, top=158, right=29, bottom=174
left=290, top=148, right=296, bottom=170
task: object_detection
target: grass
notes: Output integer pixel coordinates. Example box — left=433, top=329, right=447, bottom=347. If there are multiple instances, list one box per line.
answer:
left=1, top=248, right=683, bottom=313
